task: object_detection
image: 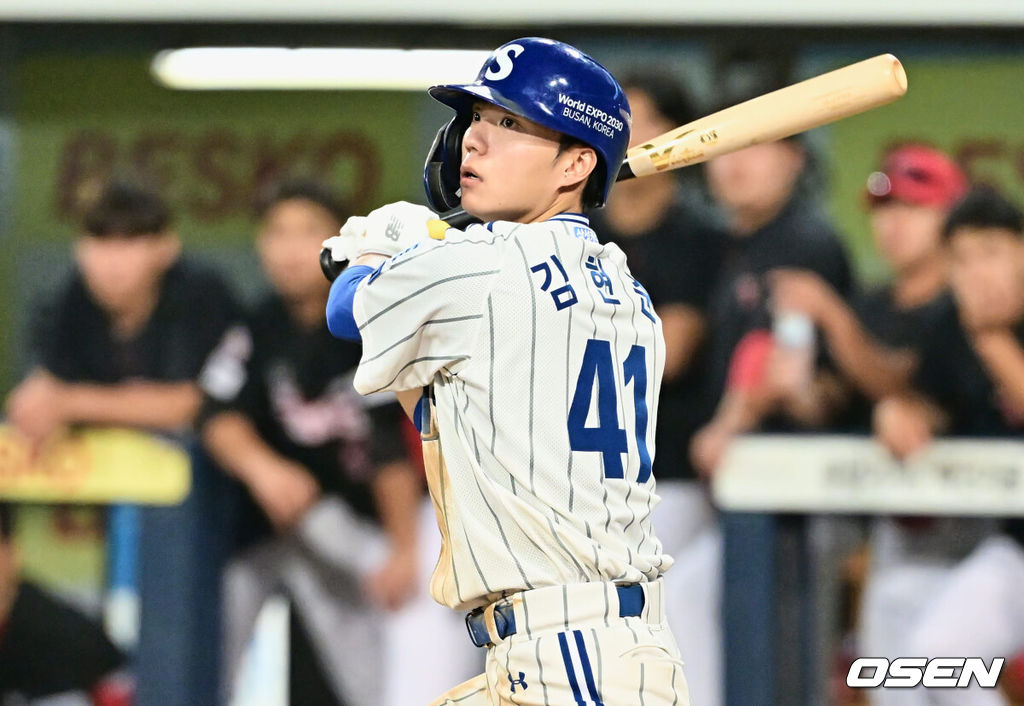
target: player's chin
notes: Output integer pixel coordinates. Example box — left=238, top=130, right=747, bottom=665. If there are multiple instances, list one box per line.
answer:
left=459, top=190, right=498, bottom=222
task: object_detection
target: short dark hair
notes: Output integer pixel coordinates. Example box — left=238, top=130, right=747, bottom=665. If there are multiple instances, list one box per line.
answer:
left=618, top=69, right=699, bottom=129
left=557, top=135, right=605, bottom=211
left=942, top=185, right=1024, bottom=241
left=255, top=179, right=350, bottom=225
left=83, top=180, right=172, bottom=237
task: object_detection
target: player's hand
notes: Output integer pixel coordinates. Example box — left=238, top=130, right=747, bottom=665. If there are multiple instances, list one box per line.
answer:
left=322, top=215, right=369, bottom=264
left=357, top=201, right=440, bottom=258
left=320, top=216, right=370, bottom=281
left=872, top=395, right=935, bottom=460
left=363, top=546, right=418, bottom=611
left=768, top=269, right=839, bottom=324
left=248, top=460, right=322, bottom=533
left=4, top=371, right=69, bottom=449
left=690, top=421, right=735, bottom=481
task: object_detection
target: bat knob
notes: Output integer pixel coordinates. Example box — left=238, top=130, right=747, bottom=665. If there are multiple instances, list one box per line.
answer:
left=320, top=247, right=347, bottom=282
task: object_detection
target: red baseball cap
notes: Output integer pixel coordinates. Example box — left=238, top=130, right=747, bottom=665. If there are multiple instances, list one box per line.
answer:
left=865, top=145, right=968, bottom=210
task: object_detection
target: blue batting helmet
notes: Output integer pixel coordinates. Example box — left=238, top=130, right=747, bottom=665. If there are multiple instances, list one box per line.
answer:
left=423, top=37, right=631, bottom=212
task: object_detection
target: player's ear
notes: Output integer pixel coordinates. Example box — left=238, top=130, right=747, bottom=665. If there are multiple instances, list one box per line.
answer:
left=559, top=146, right=598, bottom=191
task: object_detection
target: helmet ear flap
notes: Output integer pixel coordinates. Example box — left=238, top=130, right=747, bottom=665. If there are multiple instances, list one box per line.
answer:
left=424, top=115, right=468, bottom=212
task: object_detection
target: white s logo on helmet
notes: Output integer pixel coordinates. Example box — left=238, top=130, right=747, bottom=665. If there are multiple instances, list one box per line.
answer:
left=484, top=44, right=525, bottom=81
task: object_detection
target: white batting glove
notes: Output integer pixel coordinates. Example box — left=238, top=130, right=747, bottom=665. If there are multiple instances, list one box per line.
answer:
left=358, top=201, right=440, bottom=258
left=321, top=215, right=368, bottom=264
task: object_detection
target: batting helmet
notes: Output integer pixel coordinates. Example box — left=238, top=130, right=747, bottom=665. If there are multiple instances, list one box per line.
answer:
left=423, top=37, right=631, bottom=212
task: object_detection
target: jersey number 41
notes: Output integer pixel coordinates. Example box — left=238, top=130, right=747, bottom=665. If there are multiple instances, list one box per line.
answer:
left=568, top=339, right=652, bottom=483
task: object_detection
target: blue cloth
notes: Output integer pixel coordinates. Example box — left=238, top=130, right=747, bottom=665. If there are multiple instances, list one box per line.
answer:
left=325, top=265, right=375, bottom=342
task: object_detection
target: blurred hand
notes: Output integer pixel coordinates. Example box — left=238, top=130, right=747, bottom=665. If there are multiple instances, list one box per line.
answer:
left=762, top=342, right=811, bottom=407
left=872, top=395, right=934, bottom=460
left=248, top=461, right=321, bottom=533
left=769, top=269, right=839, bottom=324
left=690, top=421, right=736, bottom=481
left=363, top=547, right=418, bottom=611
left=4, top=371, right=68, bottom=449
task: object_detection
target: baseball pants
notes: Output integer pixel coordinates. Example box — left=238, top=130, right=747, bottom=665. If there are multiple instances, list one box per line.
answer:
left=859, top=516, right=999, bottom=706
left=906, top=534, right=1024, bottom=706
left=652, top=479, right=723, bottom=706
left=430, top=580, right=691, bottom=706
left=221, top=496, right=388, bottom=706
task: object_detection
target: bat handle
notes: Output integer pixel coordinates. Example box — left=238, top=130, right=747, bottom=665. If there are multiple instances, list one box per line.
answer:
left=438, top=207, right=479, bottom=228
left=320, top=247, right=346, bottom=283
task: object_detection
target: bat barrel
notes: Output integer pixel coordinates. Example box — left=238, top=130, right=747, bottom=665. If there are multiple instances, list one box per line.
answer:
left=622, top=53, right=908, bottom=180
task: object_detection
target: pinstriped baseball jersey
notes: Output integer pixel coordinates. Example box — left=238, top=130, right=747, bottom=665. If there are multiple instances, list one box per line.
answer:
left=351, top=212, right=672, bottom=611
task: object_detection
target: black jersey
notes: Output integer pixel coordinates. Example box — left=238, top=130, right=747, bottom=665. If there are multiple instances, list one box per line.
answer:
left=0, top=582, right=124, bottom=699
left=836, top=287, right=953, bottom=432
left=199, top=292, right=407, bottom=546
left=702, top=194, right=853, bottom=422
left=912, top=305, right=1024, bottom=547
left=591, top=192, right=725, bottom=481
left=29, top=258, right=239, bottom=384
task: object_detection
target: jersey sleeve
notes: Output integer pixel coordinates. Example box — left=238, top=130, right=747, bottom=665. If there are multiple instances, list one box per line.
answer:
left=351, top=226, right=506, bottom=394
left=196, top=322, right=265, bottom=428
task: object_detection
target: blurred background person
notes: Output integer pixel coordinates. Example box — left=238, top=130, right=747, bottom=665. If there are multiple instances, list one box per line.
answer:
left=2, top=179, right=239, bottom=704
left=755, top=144, right=970, bottom=705
left=690, top=52, right=853, bottom=478
left=592, top=68, right=726, bottom=706
left=198, top=179, right=440, bottom=705
left=872, top=185, right=1024, bottom=706
left=768, top=144, right=966, bottom=430
left=5, top=179, right=238, bottom=445
left=0, top=503, right=128, bottom=705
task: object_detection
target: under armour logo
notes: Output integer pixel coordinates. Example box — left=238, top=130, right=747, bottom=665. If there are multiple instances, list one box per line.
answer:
left=508, top=672, right=528, bottom=693
left=385, top=216, right=402, bottom=241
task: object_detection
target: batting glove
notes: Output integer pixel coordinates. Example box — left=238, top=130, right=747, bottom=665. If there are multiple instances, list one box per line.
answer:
left=358, top=201, right=440, bottom=258
left=321, top=215, right=368, bottom=265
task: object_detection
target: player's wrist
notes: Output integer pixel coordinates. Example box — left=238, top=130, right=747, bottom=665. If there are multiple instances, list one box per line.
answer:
left=352, top=253, right=389, bottom=268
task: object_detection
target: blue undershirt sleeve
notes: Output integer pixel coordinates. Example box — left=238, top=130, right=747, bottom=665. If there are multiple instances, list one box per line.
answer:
left=325, top=265, right=375, bottom=342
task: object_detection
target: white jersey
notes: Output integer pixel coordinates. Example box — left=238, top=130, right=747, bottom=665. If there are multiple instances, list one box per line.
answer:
left=352, top=213, right=672, bottom=610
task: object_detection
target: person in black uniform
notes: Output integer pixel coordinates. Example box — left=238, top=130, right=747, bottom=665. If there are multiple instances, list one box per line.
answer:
left=690, top=128, right=852, bottom=477
left=3, top=179, right=240, bottom=705
left=767, top=144, right=965, bottom=435
left=0, top=503, right=127, bottom=704
left=685, top=55, right=854, bottom=704
left=591, top=69, right=726, bottom=706
left=6, top=180, right=238, bottom=444
left=765, top=145, right=978, bottom=700
left=198, top=180, right=422, bottom=706
left=873, top=186, right=1024, bottom=706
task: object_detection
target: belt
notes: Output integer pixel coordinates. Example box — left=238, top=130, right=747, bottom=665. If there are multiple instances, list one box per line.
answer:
left=465, top=583, right=645, bottom=648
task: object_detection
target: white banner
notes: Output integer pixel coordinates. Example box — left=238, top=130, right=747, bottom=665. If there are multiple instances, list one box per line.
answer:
left=713, top=435, right=1024, bottom=516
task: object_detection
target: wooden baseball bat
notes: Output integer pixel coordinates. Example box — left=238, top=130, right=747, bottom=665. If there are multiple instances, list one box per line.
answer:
left=321, top=54, right=906, bottom=280
left=619, top=53, right=907, bottom=180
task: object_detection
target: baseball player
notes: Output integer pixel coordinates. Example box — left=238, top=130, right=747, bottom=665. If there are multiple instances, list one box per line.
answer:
left=323, top=37, right=689, bottom=705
